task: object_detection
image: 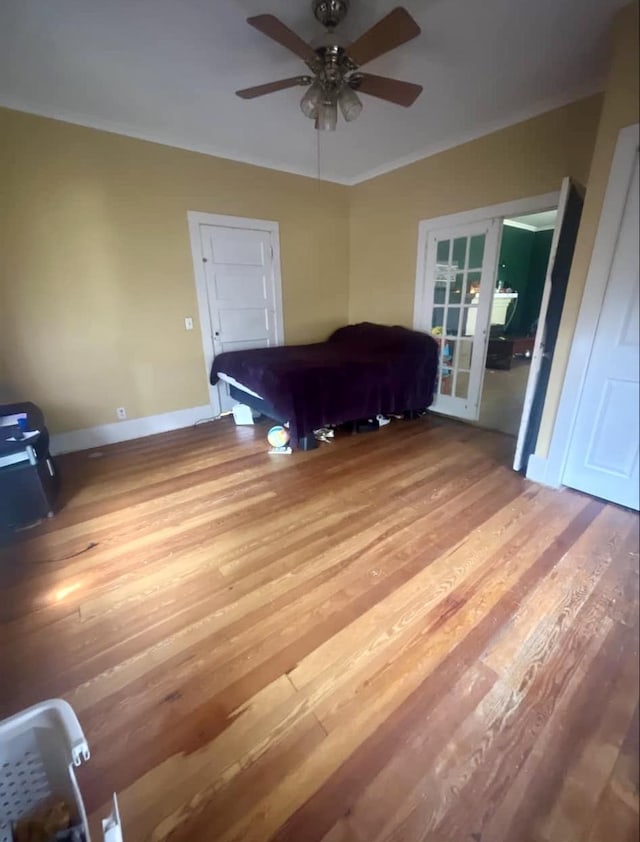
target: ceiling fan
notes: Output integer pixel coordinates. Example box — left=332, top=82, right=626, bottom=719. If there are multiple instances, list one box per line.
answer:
left=236, top=1, right=423, bottom=130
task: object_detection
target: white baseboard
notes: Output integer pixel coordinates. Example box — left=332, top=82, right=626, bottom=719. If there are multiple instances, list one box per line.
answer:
left=526, top=453, right=562, bottom=488
left=50, top=404, right=213, bottom=455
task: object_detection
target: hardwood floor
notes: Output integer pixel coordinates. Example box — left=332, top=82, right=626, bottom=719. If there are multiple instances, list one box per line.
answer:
left=1, top=416, right=638, bottom=842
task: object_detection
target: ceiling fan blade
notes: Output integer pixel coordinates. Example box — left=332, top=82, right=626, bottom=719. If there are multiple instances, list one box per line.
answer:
left=246, top=14, right=317, bottom=64
left=347, top=7, right=421, bottom=68
left=236, top=76, right=311, bottom=99
left=354, top=73, right=423, bottom=107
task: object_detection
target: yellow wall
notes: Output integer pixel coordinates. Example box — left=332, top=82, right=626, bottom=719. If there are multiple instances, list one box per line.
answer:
left=0, top=109, right=349, bottom=432
left=535, top=1, right=639, bottom=456
left=348, top=95, right=602, bottom=328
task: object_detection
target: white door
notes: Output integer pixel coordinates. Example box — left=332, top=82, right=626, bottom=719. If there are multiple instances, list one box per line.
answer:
left=189, top=214, right=284, bottom=414
left=201, top=225, right=279, bottom=356
left=562, top=153, right=639, bottom=509
left=421, top=219, right=501, bottom=419
left=513, top=178, right=577, bottom=471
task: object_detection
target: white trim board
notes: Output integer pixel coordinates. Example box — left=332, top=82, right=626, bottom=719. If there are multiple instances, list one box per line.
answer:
left=514, top=176, right=571, bottom=472
left=503, top=219, right=557, bottom=232
left=50, top=404, right=213, bottom=455
left=525, top=453, right=561, bottom=487
left=187, top=211, right=285, bottom=417
left=535, top=123, right=640, bottom=489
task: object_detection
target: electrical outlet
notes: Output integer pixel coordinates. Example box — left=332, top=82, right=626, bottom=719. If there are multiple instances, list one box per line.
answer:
left=185, top=317, right=194, bottom=331
left=116, top=407, right=127, bottom=420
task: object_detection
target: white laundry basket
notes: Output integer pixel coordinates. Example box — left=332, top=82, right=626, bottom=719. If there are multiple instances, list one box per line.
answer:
left=0, top=699, right=122, bottom=842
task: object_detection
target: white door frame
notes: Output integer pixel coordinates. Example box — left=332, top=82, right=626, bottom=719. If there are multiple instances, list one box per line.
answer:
left=187, top=211, right=285, bottom=415
left=530, top=123, right=640, bottom=488
left=414, top=191, right=560, bottom=428
left=512, top=177, right=571, bottom=471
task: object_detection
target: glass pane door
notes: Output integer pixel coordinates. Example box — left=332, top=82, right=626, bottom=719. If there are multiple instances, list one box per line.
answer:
left=422, top=220, right=501, bottom=420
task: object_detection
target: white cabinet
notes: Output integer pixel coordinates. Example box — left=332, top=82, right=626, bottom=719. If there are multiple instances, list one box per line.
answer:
left=465, top=292, right=518, bottom=336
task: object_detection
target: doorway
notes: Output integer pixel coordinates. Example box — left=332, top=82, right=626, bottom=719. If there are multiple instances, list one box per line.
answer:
left=477, top=209, right=557, bottom=436
left=188, top=212, right=284, bottom=416
left=414, top=181, right=583, bottom=474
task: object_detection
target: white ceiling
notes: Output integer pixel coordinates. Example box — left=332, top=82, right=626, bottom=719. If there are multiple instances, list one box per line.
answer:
left=506, top=209, right=558, bottom=231
left=0, top=0, right=624, bottom=184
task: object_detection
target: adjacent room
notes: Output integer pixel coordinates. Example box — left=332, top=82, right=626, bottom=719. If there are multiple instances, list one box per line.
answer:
left=478, top=210, right=557, bottom=437
left=0, top=1, right=638, bottom=842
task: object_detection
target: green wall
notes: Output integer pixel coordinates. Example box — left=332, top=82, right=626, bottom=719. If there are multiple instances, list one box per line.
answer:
left=497, top=226, right=553, bottom=335
left=497, top=227, right=533, bottom=334
left=525, top=229, right=554, bottom=333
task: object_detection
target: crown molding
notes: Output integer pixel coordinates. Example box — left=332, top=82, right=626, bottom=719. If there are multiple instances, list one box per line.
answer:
left=0, top=96, right=352, bottom=186
left=345, top=81, right=604, bottom=185
left=1, top=81, right=604, bottom=187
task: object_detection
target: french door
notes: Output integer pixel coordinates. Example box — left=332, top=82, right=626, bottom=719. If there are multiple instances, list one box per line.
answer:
left=420, top=219, right=501, bottom=419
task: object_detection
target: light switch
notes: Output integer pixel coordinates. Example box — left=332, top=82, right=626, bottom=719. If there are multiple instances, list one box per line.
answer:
left=185, top=317, right=194, bottom=331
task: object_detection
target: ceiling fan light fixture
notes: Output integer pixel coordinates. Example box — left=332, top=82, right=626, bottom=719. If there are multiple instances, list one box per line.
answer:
left=315, top=98, right=338, bottom=131
left=237, top=6, right=423, bottom=130
left=300, top=80, right=322, bottom=119
left=338, top=84, right=363, bottom=122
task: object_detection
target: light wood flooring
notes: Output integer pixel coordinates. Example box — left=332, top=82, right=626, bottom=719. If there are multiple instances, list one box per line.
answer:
left=1, top=416, right=638, bottom=842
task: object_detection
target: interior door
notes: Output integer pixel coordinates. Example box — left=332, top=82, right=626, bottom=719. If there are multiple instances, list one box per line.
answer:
left=562, top=153, right=639, bottom=509
left=422, top=219, right=501, bottom=419
left=513, top=178, right=584, bottom=471
left=199, top=224, right=280, bottom=410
